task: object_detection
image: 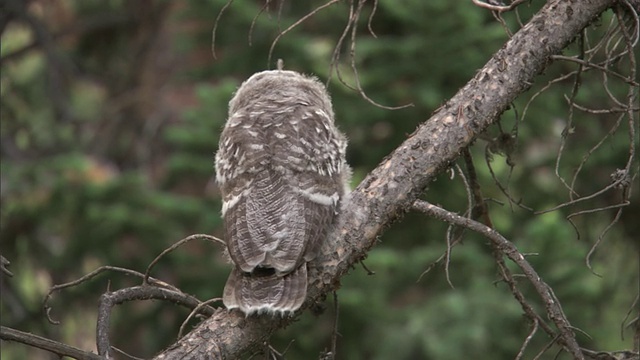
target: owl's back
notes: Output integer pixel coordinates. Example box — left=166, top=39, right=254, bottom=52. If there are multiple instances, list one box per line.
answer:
left=215, top=70, right=348, bottom=315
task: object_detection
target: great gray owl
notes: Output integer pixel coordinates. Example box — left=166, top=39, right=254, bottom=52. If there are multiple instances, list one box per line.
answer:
left=215, top=69, right=349, bottom=315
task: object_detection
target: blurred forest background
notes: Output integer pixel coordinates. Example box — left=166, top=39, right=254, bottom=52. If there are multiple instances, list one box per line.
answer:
left=1, top=0, right=638, bottom=359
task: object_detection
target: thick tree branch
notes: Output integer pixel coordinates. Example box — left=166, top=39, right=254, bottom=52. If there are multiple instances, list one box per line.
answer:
left=154, top=0, right=616, bottom=358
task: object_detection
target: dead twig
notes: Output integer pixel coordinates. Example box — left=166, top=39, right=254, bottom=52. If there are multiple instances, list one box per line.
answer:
left=43, top=266, right=177, bottom=325
left=471, top=0, right=529, bottom=13
left=144, top=233, right=225, bottom=285
left=96, top=285, right=216, bottom=358
left=267, top=0, right=342, bottom=67
left=413, top=200, right=584, bottom=359
left=0, top=326, right=102, bottom=360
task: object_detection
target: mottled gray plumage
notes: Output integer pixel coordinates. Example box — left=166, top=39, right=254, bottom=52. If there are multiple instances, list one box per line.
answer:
left=215, top=70, right=349, bottom=315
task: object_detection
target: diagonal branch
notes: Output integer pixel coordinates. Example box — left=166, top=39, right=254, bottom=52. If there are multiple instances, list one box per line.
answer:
left=153, top=0, right=616, bottom=358
left=0, top=326, right=103, bottom=360
left=412, top=200, right=581, bottom=358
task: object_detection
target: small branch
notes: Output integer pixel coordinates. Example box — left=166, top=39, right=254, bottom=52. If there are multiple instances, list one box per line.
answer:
left=534, top=179, right=627, bottom=215
left=412, top=200, right=583, bottom=359
left=0, top=326, right=103, bottom=360
left=178, top=297, right=223, bottom=338
left=330, top=292, right=339, bottom=359
left=346, top=0, right=413, bottom=110
left=551, top=55, right=640, bottom=86
left=267, top=0, right=342, bottom=67
left=620, top=293, right=639, bottom=342
left=211, top=0, right=235, bottom=59
left=359, top=260, right=375, bottom=275
left=248, top=1, right=273, bottom=46
left=144, top=234, right=225, bottom=285
left=515, top=318, right=539, bottom=360
left=472, top=0, right=529, bottom=13
left=44, top=266, right=178, bottom=325
left=1, top=255, right=13, bottom=277
left=96, top=286, right=216, bottom=358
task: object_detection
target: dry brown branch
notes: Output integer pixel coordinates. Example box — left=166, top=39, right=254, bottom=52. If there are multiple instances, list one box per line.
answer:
left=0, top=326, right=103, bottom=360
left=327, top=0, right=413, bottom=110
left=36, top=251, right=222, bottom=359
left=366, top=0, right=379, bottom=37
left=1, top=255, right=13, bottom=277
left=178, top=298, right=223, bottom=339
left=534, top=177, right=629, bottom=215
left=621, top=294, right=639, bottom=342
left=211, top=0, right=235, bottom=59
left=112, top=346, right=145, bottom=360
left=345, top=0, right=413, bottom=110
left=153, top=1, right=617, bottom=358
left=457, top=146, right=564, bottom=357
left=484, top=138, right=533, bottom=212
left=144, top=234, right=225, bottom=285
left=515, top=318, right=540, bottom=360
left=327, top=0, right=356, bottom=89
left=266, top=0, right=342, bottom=67
left=248, top=0, right=273, bottom=46
left=413, top=200, right=583, bottom=358
left=319, top=0, right=412, bottom=109
left=472, top=0, right=529, bottom=13
left=96, top=286, right=216, bottom=358
left=551, top=55, right=640, bottom=86
left=43, top=266, right=178, bottom=325
left=416, top=164, right=470, bottom=284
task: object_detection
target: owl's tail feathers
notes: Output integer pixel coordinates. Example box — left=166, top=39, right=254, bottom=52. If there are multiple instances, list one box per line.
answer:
left=223, top=265, right=307, bottom=316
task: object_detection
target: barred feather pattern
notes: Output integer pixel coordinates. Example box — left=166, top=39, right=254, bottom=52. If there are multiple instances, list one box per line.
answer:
left=215, top=70, right=349, bottom=315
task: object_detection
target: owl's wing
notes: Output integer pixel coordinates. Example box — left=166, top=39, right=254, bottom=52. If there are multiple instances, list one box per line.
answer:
left=217, top=106, right=344, bottom=275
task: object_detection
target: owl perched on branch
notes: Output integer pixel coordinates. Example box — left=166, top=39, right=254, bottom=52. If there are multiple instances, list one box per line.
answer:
left=215, top=69, right=350, bottom=315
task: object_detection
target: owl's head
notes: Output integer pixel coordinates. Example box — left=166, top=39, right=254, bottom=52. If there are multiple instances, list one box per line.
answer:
left=228, top=70, right=334, bottom=120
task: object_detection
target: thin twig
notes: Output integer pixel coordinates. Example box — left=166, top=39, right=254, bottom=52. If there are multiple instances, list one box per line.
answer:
left=566, top=201, right=630, bottom=241
left=178, top=297, right=223, bottom=339
left=413, top=200, right=584, bottom=359
left=366, top=0, right=378, bottom=38
left=211, top=0, right=235, bottom=59
left=532, top=335, right=561, bottom=360
left=347, top=0, right=412, bottom=110
left=552, top=55, right=640, bottom=86
left=620, top=293, right=639, bottom=341
left=331, top=292, right=340, bottom=359
left=248, top=0, right=273, bottom=46
left=43, top=266, right=177, bottom=324
left=267, top=0, right=341, bottom=67
left=327, top=0, right=357, bottom=89
left=97, top=286, right=216, bottom=358
left=0, top=326, right=103, bottom=360
left=144, top=234, right=225, bottom=285
left=472, top=0, right=529, bottom=13
left=112, top=346, right=146, bottom=360
left=534, top=179, right=628, bottom=215
left=359, top=260, right=375, bottom=275
left=1, top=255, right=13, bottom=277
left=515, top=316, right=539, bottom=360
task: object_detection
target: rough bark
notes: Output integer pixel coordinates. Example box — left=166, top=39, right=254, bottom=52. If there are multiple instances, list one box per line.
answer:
left=153, top=0, right=616, bottom=358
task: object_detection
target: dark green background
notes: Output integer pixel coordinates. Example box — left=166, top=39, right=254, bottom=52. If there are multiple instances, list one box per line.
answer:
left=1, top=1, right=637, bottom=359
